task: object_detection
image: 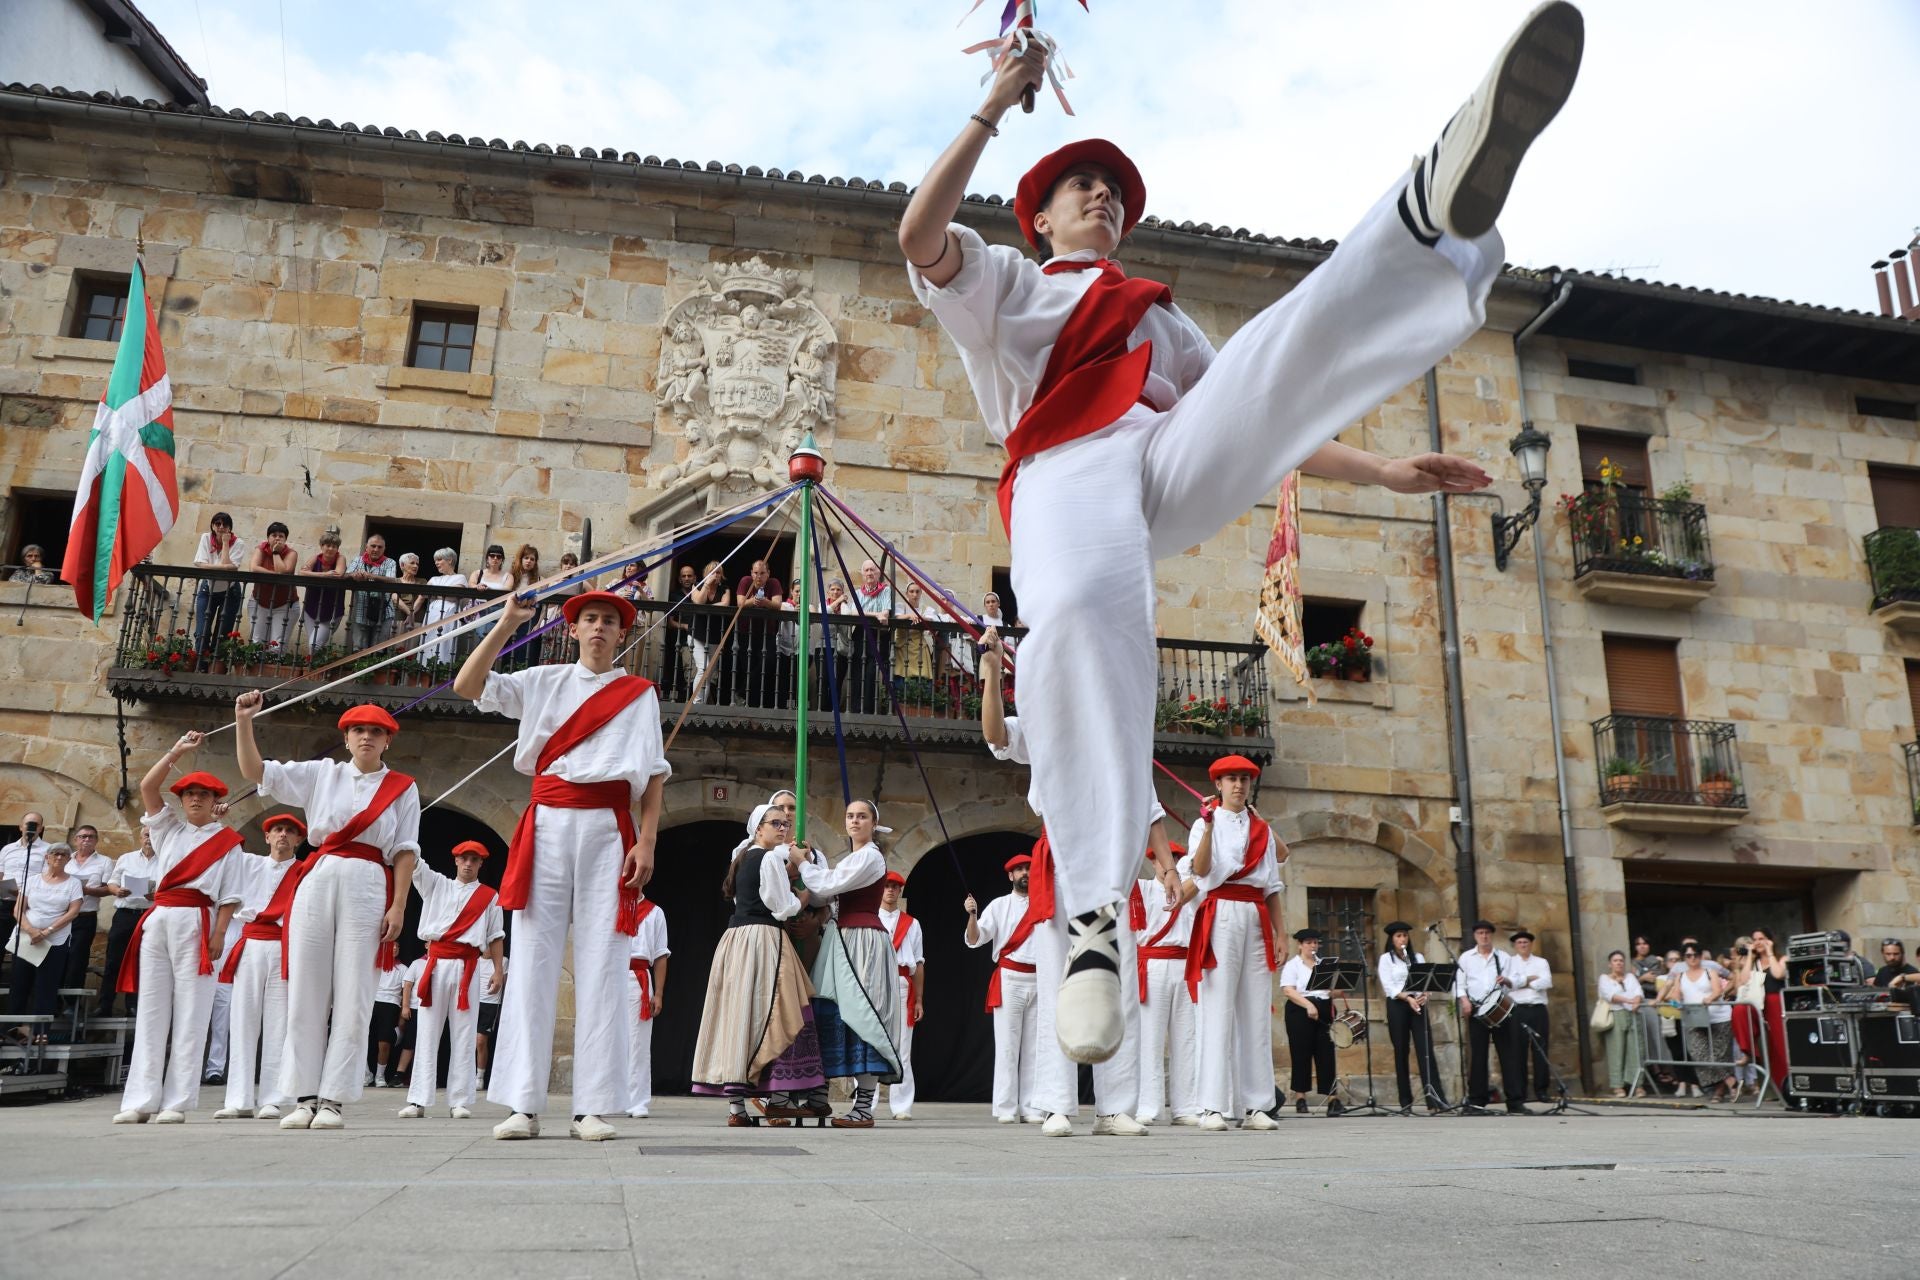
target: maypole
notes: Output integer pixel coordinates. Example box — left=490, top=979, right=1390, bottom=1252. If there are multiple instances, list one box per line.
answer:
left=788, top=434, right=827, bottom=844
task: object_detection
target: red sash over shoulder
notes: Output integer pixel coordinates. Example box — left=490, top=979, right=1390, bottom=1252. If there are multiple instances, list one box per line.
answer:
left=1183, top=811, right=1278, bottom=1002
left=117, top=826, right=243, bottom=995
left=891, top=912, right=919, bottom=1027
left=986, top=834, right=1052, bottom=1011
left=628, top=898, right=660, bottom=1022
left=996, top=260, right=1172, bottom=534
left=417, top=882, right=497, bottom=1011
left=503, top=674, right=654, bottom=935
left=1136, top=890, right=1190, bottom=1004
left=266, top=769, right=417, bottom=978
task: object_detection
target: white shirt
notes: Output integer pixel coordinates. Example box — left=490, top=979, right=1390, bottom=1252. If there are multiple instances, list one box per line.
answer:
left=231, top=854, right=297, bottom=923
left=629, top=906, right=670, bottom=964
left=412, top=863, right=505, bottom=948
left=64, top=850, right=112, bottom=915
left=1453, top=948, right=1513, bottom=1003
left=258, top=759, right=421, bottom=862
left=375, top=963, right=405, bottom=1005
left=754, top=847, right=804, bottom=922
left=402, top=957, right=427, bottom=1009
left=478, top=663, right=671, bottom=794
left=1135, top=855, right=1195, bottom=948
left=0, top=837, right=47, bottom=890
left=193, top=532, right=245, bottom=568
left=20, top=873, right=85, bottom=945
left=476, top=957, right=503, bottom=1005
left=1279, top=954, right=1329, bottom=1001
left=1598, top=973, right=1641, bottom=1007
left=109, top=849, right=159, bottom=908
left=1377, top=950, right=1428, bottom=1001
left=967, top=891, right=1036, bottom=966
left=1675, top=967, right=1732, bottom=1023
left=879, top=907, right=924, bottom=970
left=1189, top=808, right=1283, bottom=896
left=1507, top=953, right=1553, bottom=1005
left=798, top=841, right=885, bottom=904
left=141, top=806, right=244, bottom=907
left=907, top=228, right=1217, bottom=445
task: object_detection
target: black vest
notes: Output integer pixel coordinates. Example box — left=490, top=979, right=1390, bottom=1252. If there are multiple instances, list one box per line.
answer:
left=729, top=847, right=779, bottom=929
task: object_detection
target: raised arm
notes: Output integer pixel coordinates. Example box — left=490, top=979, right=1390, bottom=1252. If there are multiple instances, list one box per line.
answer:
left=141, top=730, right=204, bottom=816
left=453, top=592, right=535, bottom=701
left=898, top=46, right=1048, bottom=285
left=979, top=630, right=1010, bottom=749
left=233, top=690, right=265, bottom=784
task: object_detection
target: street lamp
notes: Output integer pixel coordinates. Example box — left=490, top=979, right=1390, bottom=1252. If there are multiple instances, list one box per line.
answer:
left=1492, top=424, right=1552, bottom=571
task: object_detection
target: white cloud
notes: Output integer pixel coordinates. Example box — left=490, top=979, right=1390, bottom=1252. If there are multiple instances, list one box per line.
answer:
left=137, top=0, right=1920, bottom=309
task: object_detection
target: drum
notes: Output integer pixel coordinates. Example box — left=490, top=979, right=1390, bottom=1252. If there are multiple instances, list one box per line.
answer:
left=1474, top=989, right=1515, bottom=1027
left=1328, top=1009, right=1369, bottom=1049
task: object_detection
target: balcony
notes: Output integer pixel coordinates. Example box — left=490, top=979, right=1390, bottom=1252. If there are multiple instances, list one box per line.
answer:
left=1566, top=492, right=1715, bottom=608
left=1907, top=742, right=1920, bottom=829
left=105, top=564, right=1275, bottom=760
left=1592, top=714, right=1748, bottom=833
left=1865, top=527, right=1920, bottom=637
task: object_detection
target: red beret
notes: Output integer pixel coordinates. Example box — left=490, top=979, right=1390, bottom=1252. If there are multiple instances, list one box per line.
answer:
left=169, top=770, right=228, bottom=798
left=450, top=840, right=491, bottom=860
left=1014, top=138, right=1147, bottom=251
left=1150, top=841, right=1189, bottom=858
left=562, top=590, right=636, bottom=628
left=338, top=704, right=400, bottom=736
left=883, top=870, right=906, bottom=888
left=1208, top=754, right=1262, bottom=782
left=261, top=813, right=307, bottom=837
left=1004, top=854, right=1032, bottom=872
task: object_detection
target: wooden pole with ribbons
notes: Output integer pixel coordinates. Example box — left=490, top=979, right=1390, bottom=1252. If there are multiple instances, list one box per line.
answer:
left=788, top=435, right=826, bottom=845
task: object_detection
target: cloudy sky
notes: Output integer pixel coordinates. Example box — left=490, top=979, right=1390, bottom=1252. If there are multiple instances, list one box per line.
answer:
left=134, top=0, right=1918, bottom=311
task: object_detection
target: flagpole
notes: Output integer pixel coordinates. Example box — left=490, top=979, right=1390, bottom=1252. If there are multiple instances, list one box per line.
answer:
left=788, top=436, right=826, bottom=844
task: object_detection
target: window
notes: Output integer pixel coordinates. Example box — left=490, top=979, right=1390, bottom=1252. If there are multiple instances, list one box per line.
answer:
left=1869, top=465, right=1920, bottom=529
left=1858, top=396, right=1920, bottom=422
left=1307, top=888, right=1375, bottom=959
left=68, top=272, right=131, bottom=342
left=1906, top=662, right=1920, bottom=739
left=407, top=305, right=479, bottom=373
left=1602, top=635, right=1684, bottom=717
left=1577, top=429, right=1650, bottom=493
left=1301, top=598, right=1363, bottom=651
left=990, top=567, right=1019, bottom=629
left=4, top=489, right=74, bottom=575
left=1567, top=357, right=1639, bottom=386
left=361, top=517, right=464, bottom=570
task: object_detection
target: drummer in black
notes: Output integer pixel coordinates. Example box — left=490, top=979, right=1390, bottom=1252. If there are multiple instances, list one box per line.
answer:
left=1452, top=920, right=1526, bottom=1114
left=1377, top=922, right=1447, bottom=1114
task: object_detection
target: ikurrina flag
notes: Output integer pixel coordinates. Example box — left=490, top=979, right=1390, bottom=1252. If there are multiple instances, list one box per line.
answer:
left=1254, top=472, right=1313, bottom=704
left=61, top=260, right=178, bottom=623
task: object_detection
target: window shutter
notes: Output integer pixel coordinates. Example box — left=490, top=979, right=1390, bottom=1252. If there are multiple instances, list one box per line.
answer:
left=1603, top=637, right=1684, bottom=717
left=1869, top=466, right=1920, bottom=529
left=1577, top=430, right=1651, bottom=491
left=1907, top=661, right=1920, bottom=736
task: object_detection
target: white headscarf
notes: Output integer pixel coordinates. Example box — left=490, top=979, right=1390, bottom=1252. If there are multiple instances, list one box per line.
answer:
left=849, top=798, right=893, bottom=836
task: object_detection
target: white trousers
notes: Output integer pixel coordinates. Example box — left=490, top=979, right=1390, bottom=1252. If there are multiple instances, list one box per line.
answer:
left=407, top=961, right=480, bottom=1110
left=223, top=940, right=290, bottom=1112
left=1137, top=956, right=1199, bottom=1122
left=1032, top=912, right=1141, bottom=1117
left=1010, top=183, right=1502, bottom=918
left=488, top=806, right=631, bottom=1118
left=887, top=974, right=915, bottom=1116
left=1196, top=901, right=1278, bottom=1116
left=119, top=906, right=217, bottom=1115
left=203, top=918, right=240, bottom=1077
left=990, top=971, right=1039, bottom=1121
left=624, top=969, right=653, bottom=1116
left=280, top=857, right=388, bottom=1104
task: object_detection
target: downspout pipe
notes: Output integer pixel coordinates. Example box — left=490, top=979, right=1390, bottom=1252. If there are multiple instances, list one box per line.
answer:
left=1426, top=368, right=1478, bottom=929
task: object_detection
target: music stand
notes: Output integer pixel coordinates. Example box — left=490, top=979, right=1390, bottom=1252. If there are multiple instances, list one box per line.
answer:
left=1310, top=959, right=1387, bottom=1116
left=1404, top=963, right=1461, bottom=1114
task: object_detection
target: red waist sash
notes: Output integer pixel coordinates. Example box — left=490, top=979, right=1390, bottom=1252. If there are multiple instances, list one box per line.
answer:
left=1183, top=882, right=1276, bottom=1002
left=508, top=776, right=640, bottom=933
left=217, top=918, right=284, bottom=984
left=419, top=939, right=483, bottom=1012
left=1137, top=944, right=1191, bottom=1002
left=630, top=957, right=654, bottom=1022
left=116, top=888, right=216, bottom=995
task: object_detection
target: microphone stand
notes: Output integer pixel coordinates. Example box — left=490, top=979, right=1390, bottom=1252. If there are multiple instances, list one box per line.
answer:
left=1337, top=918, right=1388, bottom=1117
left=1427, top=924, right=1472, bottom=1115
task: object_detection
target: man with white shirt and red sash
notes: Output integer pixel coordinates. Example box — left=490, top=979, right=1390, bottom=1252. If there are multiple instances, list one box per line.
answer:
left=1132, top=845, right=1199, bottom=1126
left=964, top=853, right=1040, bottom=1123
left=624, top=893, right=669, bottom=1119
left=878, top=870, right=923, bottom=1120
left=453, top=589, right=669, bottom=1142
left=112, top=744, right=245, bottom=1125
left=1186, top=755, right=1286, bottom=1132
left=398, top=840, right=505, bottom=1119
left=902, top=6, right=1581, bottom=1065
left=234, top=694, right=422, bottom=1132
left=213, top=813, right=305, bottom=1120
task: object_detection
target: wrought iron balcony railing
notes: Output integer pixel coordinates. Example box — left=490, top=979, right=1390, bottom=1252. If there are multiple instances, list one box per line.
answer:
left=105, top=563, right=1274, bottom=757
left=1565, top=492, right=1713, bottom=582
left=1865, top=527, right=1920, bottom=611
left=1592, top=714, right=1745, bottom=808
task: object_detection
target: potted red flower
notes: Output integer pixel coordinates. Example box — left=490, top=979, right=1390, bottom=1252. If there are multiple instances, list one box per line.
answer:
left=1339, top=628, right=1374, bottom=682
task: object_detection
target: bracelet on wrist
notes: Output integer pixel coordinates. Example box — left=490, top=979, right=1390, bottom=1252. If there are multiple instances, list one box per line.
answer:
left=969, top=112, right=1001, bottom=137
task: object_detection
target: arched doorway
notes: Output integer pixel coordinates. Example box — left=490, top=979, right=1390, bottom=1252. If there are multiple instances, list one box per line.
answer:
left=645, top=820, right=741, bottom=1095
left=905, top=828, right=1040, bottom=1103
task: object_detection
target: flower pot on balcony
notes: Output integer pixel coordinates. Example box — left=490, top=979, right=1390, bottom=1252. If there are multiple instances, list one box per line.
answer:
left=1604, top=775, right=1639, bottom=802
left=1343, top=667, right=1370, bottom=682
left=1700, top=779, right=1736, bottom=807
left=208, top=660, right=228, bottom=676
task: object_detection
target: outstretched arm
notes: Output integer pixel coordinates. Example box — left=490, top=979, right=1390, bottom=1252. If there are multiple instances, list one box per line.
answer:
left=141, top=731, right=203, bottom=816
left=233, top=691, right=265, bottom=784
left=979, top=630, right=1009, bottom=748
left=1301, top=441, right=1491, bottom=495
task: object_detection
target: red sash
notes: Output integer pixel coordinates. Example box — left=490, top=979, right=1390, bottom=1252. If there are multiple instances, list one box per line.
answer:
left=116, top=826, right=243, bottom=994
left=217, top=919, right=285, bottom=984
left=268, top=769, right=418, bottom=978
left=890, top=912, right=919, bottom=1027
left=985, top=834, right=1051, bottom=1011
left=1182, top=812, right=1278, bottom=1001
left=1136, top=897, right=1190, bottom=1004
left=503, top=674, right=654, bottom=934
left=995, top=259, right=1172, bottom=534
left=417, top=882, right=497, bottom=1011
left=630, top=958, right=655, bottom=1022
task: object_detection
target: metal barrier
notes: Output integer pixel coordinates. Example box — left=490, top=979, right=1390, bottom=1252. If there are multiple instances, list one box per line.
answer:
left=1631, top=998, right=1778, bottom=1108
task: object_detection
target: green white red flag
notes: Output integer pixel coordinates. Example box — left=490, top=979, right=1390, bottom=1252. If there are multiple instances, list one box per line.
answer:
left=61, top=260, right=178, bottom=622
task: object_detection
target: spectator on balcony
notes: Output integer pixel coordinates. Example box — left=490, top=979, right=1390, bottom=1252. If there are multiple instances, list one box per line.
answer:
left=781, top=577, right=854, bottom=711
left=733, top=560, right=784, bottom=708
left=10, top=544, right=58, bottom=585
left=689, top=560, right=732, bottom=705
left=1596, top=949, right=1643, bottom=1096
left=8, top=842, right=83, bottom=1041
left=1671, top=943, right=1733, bottom=1101
left=192, top=511, right=245, bottom=658
left=892, top=581, right=939, bottom=710
left=470, top=545, right=514, bottom=595
left=299, top=527, right=348, bottom=654
left=846, top=560, right=894, bottom=714
left=500, top=544, right=542, bottom=669
left=424, top=549, right=465, bottom=667
left=542, top=552, right=590, bottom=664
left=345, top=533, right=398, bottom=654
left=247, top=523, right=300, bottom=652
left=659, top=564, right=698, bottom=700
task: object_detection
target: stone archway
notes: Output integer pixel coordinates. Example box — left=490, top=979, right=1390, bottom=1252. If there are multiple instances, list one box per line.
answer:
left=0, top=762, right=135, bottom=848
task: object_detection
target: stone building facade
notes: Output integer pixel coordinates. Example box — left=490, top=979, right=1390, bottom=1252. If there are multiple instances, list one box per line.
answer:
left=3, top=82, right=1917, bottom=1094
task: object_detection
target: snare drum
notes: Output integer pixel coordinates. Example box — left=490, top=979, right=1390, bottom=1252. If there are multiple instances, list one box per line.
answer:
left=1328, top=1009, right=1369, bottom=1049
left=1474, top=989, right=1515, bottom=1027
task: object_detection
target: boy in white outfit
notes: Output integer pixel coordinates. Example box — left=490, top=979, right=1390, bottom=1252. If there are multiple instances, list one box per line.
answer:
left=398, top=840, right=505, bottom=1119
left=213, top=812, right=304, bottom=1119
left=624, top=893, right=669, bottom=1119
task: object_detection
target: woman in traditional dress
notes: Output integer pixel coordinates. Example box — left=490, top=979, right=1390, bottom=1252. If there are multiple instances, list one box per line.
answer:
left=799, top=799, right=902, bottom=1128
left=691, top=804, right=826, bottom=1126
